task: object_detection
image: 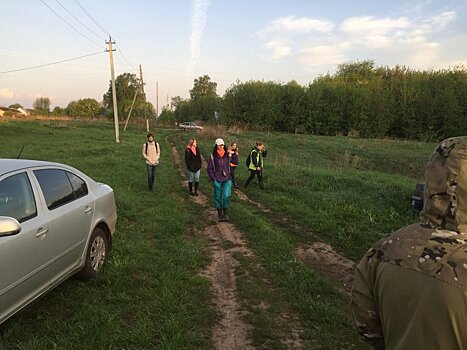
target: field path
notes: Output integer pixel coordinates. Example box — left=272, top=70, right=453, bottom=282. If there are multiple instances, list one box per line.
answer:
left=170, top=143, right=255, bottom=350
left=221, top=166, right=356, bottom=296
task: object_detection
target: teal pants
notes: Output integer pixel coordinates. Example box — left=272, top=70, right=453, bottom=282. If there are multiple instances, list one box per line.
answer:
left=213, top=180, right=232, bottom=208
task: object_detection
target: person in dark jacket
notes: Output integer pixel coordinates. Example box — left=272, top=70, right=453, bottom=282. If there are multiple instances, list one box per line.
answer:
left=185, top=138, right=202, bottom=196
left=229, top=141, right=239, bottom=189
left=245, top=142, right=267, bottom=189
left=207, top=138, right=232, bottom=222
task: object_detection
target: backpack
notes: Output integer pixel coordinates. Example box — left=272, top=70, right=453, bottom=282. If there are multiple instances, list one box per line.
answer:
left=145, top=142, right=159, bottom=154
left=245, top=152, right=251, bottom=167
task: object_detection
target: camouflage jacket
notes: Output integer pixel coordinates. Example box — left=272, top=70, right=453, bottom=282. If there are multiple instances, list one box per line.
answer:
left=351, top=136, right=467, bottom=349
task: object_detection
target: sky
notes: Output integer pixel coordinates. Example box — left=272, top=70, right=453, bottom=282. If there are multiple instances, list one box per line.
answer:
left=1, top=0, right=466, bottom=109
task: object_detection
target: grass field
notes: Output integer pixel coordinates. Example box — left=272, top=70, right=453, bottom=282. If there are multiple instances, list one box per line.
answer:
left=0, top=120, right=435, bottom=349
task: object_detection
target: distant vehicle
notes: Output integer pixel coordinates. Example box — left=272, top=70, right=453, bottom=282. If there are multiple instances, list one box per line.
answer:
left=0, top=159, right=117, bottom=324
left=179, top=122, right=203, bottom=131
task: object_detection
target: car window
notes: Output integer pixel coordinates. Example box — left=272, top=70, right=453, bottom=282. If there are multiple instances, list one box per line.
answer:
left=34, top=169, right=76, bottom=210
left=0, top=172, right=37, bottom=223
left=66, top=172, right=88, bottom=199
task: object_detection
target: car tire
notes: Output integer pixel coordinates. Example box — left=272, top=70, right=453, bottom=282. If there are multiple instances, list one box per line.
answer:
left=78, top=227, right=108, bottom=279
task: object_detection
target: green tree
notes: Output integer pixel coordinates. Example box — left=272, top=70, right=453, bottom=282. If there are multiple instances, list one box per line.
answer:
left=33, top=97, right=51, bottom=115
left=103, top=73, right=151, bottom=120
left=52, top=106, right=65, bottom=116
left=66, top=98, right=100, bottom=118
left=9, top=103, right=23, bottom=109
left=189, top=75, right=217, bottom=100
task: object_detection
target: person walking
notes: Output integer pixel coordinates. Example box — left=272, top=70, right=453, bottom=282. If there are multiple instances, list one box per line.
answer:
left=245, top=142, right=267, bottom=189
left=351, top=136, right=467, bottom=350
left=142, top=133, right=160, bottom=191
left=185, top=138, right=202, bottom=196
left=207, top=138, right=232, bottom=222
left=229, top=141, right=239, bottom=189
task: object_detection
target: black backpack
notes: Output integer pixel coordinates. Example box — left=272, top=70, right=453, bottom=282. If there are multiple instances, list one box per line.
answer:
left=245, top=151, right=251, bottom=167
left=145, top=142, right=159, bottom=154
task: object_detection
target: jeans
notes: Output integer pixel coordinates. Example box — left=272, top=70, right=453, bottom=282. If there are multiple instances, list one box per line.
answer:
left=213, top=180, right=232, bottom=208
left=147, top=164, right=156, bottom=190
left=187, top=169, right=201, bottom=182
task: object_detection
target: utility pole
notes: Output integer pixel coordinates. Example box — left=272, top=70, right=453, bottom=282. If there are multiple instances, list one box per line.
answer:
left=156, top=82, right=159, bottom=116
left=166, top=94, right=169, bottom=109
left=106, top=35, right=119, bottom=143
left=139, top=64, right=148, bottom=132
left=155, top=82, right=159, bottom=127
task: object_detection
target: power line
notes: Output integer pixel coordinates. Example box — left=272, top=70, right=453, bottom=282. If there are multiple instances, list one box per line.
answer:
left=73, top=0, right=109, bottom=37
left=0, top=51, right=105, bottom=75
left=54, top=0, right=106, bottom=41
left=39, top=0, right=102, bottom=47
left=115, top=44, right=137, bottom=72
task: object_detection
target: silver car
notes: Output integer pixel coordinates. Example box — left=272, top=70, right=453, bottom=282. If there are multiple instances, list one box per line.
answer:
left=179, top=122, right=203, bottom=131
left=0, top=159, right=117, bottom=324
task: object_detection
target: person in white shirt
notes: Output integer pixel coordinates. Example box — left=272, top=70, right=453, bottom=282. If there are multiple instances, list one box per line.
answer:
left=142, top=133, right=160, bottom=191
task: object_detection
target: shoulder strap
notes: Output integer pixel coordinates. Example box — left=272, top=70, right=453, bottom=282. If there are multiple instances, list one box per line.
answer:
left=145, top=142, right=148, bottom=155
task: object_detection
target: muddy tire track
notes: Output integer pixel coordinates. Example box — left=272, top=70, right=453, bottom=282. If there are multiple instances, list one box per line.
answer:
left=224, top=172, right=356, bottom=296
left=170, top=143, right=255, bottom=350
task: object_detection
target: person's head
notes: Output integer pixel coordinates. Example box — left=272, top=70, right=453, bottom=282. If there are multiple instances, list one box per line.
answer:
left=231, top=141, right=237, bottom=150
left=421, top=136, right=467, bottom=232
left=147, top=133, right=154, bottom=142
left=256, top=142, right=265, bottom=151
left=188, top=138, right=197, bottom=147
left=215, top=138, right=225, bottom=150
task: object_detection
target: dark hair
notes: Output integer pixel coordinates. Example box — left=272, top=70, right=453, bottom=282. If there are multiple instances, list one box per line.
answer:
left=147, top=133, right=154, bottom=138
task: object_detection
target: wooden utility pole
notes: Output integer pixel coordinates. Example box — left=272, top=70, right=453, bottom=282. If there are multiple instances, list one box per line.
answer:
left=139, top=64, right=148, bottom=132
left=156, top=82, right=159, bottom=117
left=106, top=35, right=119, bottom=143
left=166, top=94, right=169, bottom=109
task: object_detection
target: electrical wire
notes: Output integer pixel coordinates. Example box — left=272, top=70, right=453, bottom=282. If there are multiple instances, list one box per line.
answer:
left=39, top=0, right=102, bottom=47
left=54, top=0, right=106, bottom=41
left=115, top=44, right=137, bottom=72
left=73, top=0, right=109, bottom=37
left=0, top=51, right=105, bottom=75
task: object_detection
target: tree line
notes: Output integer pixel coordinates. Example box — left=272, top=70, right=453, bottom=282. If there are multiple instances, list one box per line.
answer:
left=169, top=61, right=465, bottom=142
left=12, top=60, right=465, bottom=141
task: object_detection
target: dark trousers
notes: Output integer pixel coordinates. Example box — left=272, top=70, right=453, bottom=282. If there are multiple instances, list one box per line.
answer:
left=245, top=169, right=264, bottom=189
left=147, top=164, right=156, bottom=190
left=230, top=166, right=238, bottom=187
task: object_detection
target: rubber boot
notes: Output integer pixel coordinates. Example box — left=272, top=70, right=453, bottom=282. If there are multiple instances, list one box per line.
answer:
left=194, top=182, right=199, bottom=196
left=223, top=208, right=229, bottom=222
left=217, top=208, right=224, bottom=222
left=189, top=182, right=194, bottom=196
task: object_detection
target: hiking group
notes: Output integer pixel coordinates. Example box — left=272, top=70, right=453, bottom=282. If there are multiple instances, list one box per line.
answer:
left=142, top=131, right=467, bottom=348
left=143, top=133, right=267, bottom=222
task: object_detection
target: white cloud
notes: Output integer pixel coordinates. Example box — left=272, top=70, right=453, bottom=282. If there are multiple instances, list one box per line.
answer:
left=299, top=44, right=348, bottom=70
left=259, top=10, right=460, bottom=74
left=0, top=88, right=14, bottom=98
left=186, top=0, right=210, bottom=84
left=340, top=16, right=410, bottom=35
left=264, top=41, right=292, bottom=60
left=265, top=16, right=334, bottom=33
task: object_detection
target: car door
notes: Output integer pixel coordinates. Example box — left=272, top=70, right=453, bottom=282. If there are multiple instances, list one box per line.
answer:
left=0, top=171, right=52, bottom=323
left=33, top=169, right=94, bottom=282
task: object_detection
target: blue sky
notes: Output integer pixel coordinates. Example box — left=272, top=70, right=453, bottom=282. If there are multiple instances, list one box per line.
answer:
left=1, top=0, right=466, bottom=109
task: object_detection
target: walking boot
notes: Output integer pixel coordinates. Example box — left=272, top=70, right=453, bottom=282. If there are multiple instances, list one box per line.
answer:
left=217, top=208, right=224, bottom=222
left=223, top=208, right=229, bottom=222
left=189, top=182, right=195, bottom=196
left=194, top=182, right=199, bottom=196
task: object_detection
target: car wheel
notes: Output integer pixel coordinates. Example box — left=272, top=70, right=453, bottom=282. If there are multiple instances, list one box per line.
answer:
left=78, top=227, right=108, bottom=279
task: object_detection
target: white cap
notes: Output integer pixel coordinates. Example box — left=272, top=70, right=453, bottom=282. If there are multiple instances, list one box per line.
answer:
left=215, top=138, right=224, bottom=146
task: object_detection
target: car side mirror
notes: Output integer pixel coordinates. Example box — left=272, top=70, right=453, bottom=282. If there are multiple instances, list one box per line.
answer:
left=0, top=216, right=21, bottom=237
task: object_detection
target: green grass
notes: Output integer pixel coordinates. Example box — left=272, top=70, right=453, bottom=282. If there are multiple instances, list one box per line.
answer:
left=0, top=120, right=436, bottom=349
left=194, top=130, right=434, bottom=261
left=0, top=120, right=214, bottom=349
